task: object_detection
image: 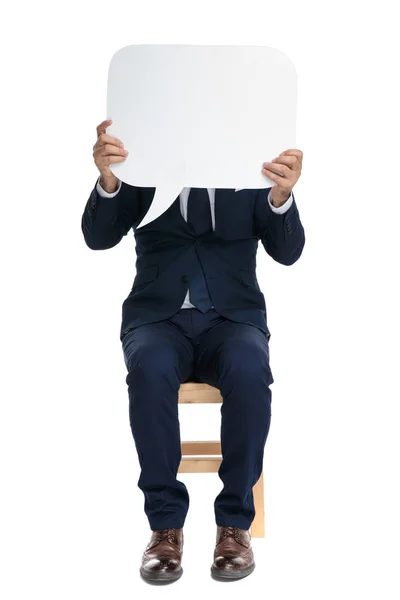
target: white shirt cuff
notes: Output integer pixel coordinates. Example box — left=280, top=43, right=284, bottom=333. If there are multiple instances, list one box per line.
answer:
left=267, top=189, right=293, bottom=214
left=96, top=175, right=122, bottom=198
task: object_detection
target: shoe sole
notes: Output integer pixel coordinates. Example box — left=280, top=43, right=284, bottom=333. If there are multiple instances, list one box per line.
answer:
left=140, top=566, right=183, bottom=585
left=210, top=562, right=255, bottom=581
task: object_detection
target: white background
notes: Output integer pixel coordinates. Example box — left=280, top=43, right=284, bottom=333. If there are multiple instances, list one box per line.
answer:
left=1, top=0, right=399, bottom=598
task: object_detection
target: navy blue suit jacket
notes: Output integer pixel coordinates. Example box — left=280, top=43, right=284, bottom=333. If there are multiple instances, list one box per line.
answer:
left=81, top=182, right=305, bottom=341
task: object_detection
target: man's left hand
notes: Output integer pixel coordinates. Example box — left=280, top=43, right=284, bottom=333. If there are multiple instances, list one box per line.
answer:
left=262, top=149, right=303, bottom=207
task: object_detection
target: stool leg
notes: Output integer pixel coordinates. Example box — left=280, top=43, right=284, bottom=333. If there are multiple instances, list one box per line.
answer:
left=251, top=470, right=265, bottom=538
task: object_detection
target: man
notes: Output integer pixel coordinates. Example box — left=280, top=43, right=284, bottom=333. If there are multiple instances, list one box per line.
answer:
left=81, top=119, right=305, bottom=584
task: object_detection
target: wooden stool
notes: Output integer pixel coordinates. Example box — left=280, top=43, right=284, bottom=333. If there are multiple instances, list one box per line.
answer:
left=177, top=382, right=265, bottom=538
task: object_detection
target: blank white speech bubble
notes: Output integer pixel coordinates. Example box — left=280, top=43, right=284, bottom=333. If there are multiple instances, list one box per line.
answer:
left=106, top=45, right=297, bottom=228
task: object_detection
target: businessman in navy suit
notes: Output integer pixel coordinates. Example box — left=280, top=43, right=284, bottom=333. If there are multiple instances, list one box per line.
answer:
left=82, top=119, right=305, bottom=584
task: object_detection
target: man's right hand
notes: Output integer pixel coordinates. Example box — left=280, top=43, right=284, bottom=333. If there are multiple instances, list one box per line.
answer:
left=93, top=119, right=129, bottom=193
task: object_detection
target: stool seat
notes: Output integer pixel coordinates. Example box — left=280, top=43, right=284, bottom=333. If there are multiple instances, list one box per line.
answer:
left=178, top=381, right=265, bottom=537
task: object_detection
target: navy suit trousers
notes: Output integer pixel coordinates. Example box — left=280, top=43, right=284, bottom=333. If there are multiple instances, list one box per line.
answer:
left=121, top=308, right=274, bottom=531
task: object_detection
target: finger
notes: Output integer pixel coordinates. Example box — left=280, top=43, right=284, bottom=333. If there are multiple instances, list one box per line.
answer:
left=262, top=169, right=292, bottom=191
left=267, top=156, right=298, bottom=168
left=94, top=132, right=124, bottom=148
left=262, top=163, right=291, bottom=178
left=94, top=134, right=125, bottom=151
left=279, top=149, right=303, bottom=162
left=96, top=119, right=112, bottom=138
left=94, top=144, right=129, bottom=159
left=262, top=166, right=292, bottom=183
left=97, top=155, right=128, bottom=168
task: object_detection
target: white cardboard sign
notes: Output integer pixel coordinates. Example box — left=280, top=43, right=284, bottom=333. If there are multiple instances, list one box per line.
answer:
left=106, top=44, right=297, bottom=228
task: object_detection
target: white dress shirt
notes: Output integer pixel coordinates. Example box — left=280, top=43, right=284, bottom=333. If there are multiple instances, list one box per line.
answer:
left=96, top=177, right=293, bottom=309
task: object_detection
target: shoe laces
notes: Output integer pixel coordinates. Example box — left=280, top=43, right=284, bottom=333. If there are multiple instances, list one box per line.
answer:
left=154, top=528, right=177, bottom=545
left=218, top=525, right=237, bottom=543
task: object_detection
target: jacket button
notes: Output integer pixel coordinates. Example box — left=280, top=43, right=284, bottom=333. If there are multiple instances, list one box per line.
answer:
left=182, top=275, right=188, bottom=283
left=195, top=238, right=202, bottom=244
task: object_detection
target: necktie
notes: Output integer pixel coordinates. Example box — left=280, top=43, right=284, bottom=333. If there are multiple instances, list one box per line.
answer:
left=187, top=187, right=212, bottom=234
left=186, top=188, right=213, bottom=312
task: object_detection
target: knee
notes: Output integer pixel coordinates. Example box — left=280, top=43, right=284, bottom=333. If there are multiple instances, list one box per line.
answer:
left=223, top=346, right=274, bottom=385
left=125, top=345, right=178, bottom=387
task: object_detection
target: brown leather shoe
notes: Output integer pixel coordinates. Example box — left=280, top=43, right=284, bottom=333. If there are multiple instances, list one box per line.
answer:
left=140, top=527, right=183, bottom=584
left=211, top=525, right=255, bottom=580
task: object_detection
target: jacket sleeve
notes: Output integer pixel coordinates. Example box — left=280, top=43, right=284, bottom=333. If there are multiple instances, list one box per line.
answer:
left=81, top=178, right=141, bottom=250
left=254, top=187, right=306, bottom=265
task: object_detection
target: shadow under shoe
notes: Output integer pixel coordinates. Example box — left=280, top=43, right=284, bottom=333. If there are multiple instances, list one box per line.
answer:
left=140, top=528, right=184, bottom=585
left=211, top=525, right=255, bottom=581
